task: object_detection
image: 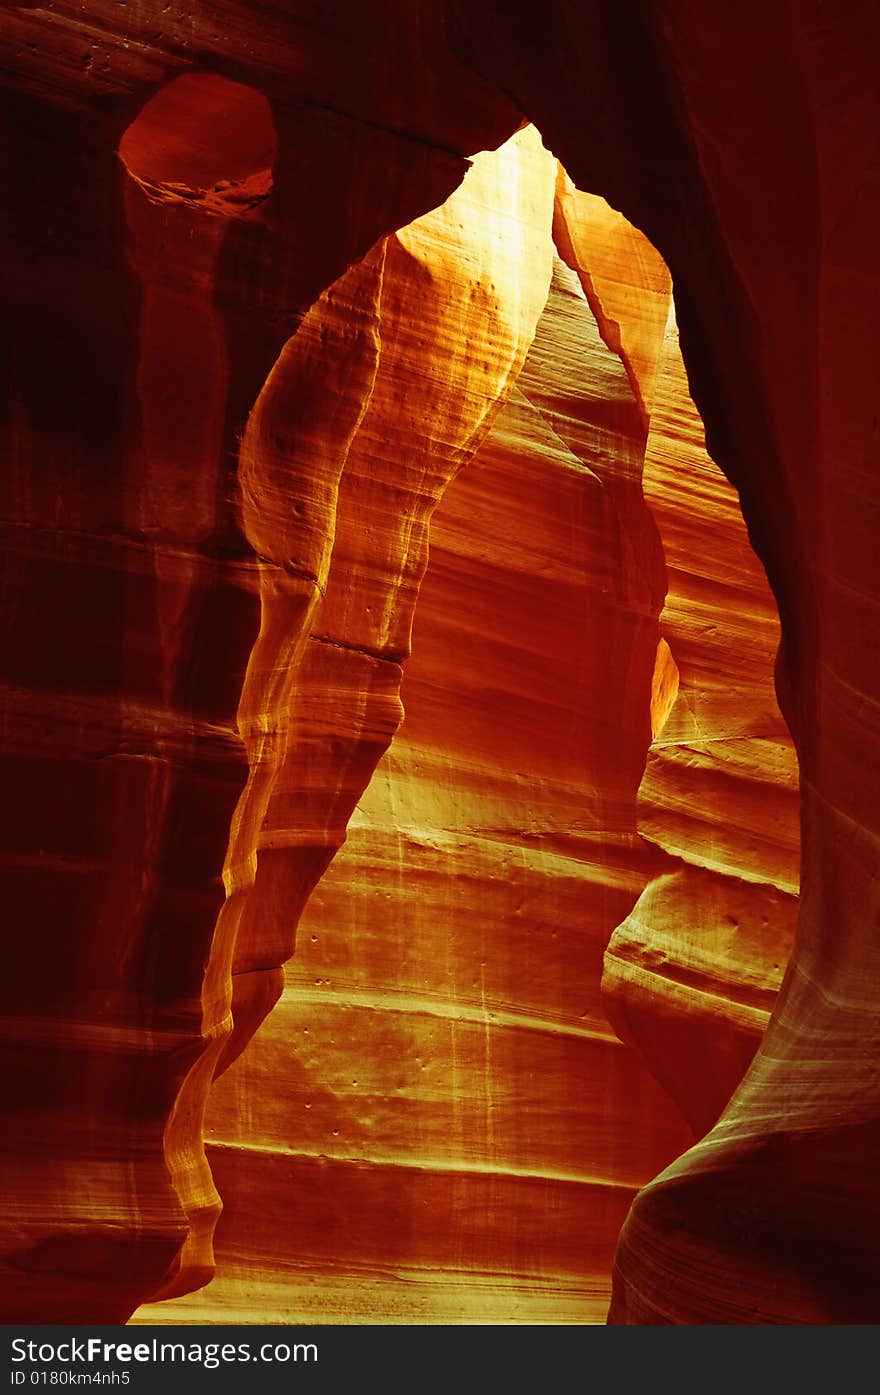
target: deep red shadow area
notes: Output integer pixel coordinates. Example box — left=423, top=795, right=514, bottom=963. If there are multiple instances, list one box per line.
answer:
left=119, top=74, right=277, bottom=210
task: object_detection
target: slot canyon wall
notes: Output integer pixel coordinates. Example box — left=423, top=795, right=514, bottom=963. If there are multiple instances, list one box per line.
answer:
left=1, top=1, right=878, bottom=1326
left=134, top=179, right=800, bottom=1324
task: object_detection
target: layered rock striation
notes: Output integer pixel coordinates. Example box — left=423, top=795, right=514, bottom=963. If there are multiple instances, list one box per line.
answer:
left=603, top=306, right=800, bottom=1139
left=0, top=32, right=505, bottom=1320
left=138, top=200, right=698, bottom=1324
left=3, top=0, right=879, bottom=1328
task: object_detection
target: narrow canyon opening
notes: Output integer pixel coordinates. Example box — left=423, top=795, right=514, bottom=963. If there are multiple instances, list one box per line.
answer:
left=5, top=3, right=878, bottom=1331
left=127, top=133, right=799, bottom=1325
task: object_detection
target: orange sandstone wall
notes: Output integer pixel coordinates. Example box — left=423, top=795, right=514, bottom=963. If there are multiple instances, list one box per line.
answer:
left=452, top=1, right=880, bottom=1326
left=138, top=181, right=803, bottom=1328
left=554, top=185, right=801, bottom=1143
left=604, top=307, right=800, bottom=1139
left=152, top=122, right=563, bottom=1303
left=0, top=18, right=513, bottom=1320
left=137, top=217, right=697, bottom=1323
left=4, top=0, right=880, bottom=1329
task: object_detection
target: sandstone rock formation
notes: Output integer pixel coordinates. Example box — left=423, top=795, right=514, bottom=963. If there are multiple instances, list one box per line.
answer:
left=3, top=0, right=880, bottom=1328
left=603, top=302, right=801, bottom=1140
left=0, top=36, right=490, bottom=1322
left=136, top=205, right=699, bottom=1324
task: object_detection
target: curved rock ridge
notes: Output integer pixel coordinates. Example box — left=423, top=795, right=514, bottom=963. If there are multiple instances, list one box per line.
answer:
left=550, top=183, right=800, bottom=1141
left=0, top=43, right=512, bottom=1322
left=151, top=125, right=560, bottom=1303
left=5, top=0, right=880, bottom=1330
left=447, top=1, right=880, bottom=1327
left=553, top=170, right=671, bottom=427
left=603, top=305, right=800, bottom=1139
left=136, top=189, right=696, bottom=1326
left=439, top=0, right=880, bottom=1322
left=158, top=125, right=557, bottom=1300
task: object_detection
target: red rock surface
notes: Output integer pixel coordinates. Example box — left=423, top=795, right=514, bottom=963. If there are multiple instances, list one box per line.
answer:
left=136, top=186, right=698, bottom=1324
left=3, top=0, right=880, bottom=1328
left=603, top=300, right=800, bottom=1140
left=551, top=183, right=801, bottom=1144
